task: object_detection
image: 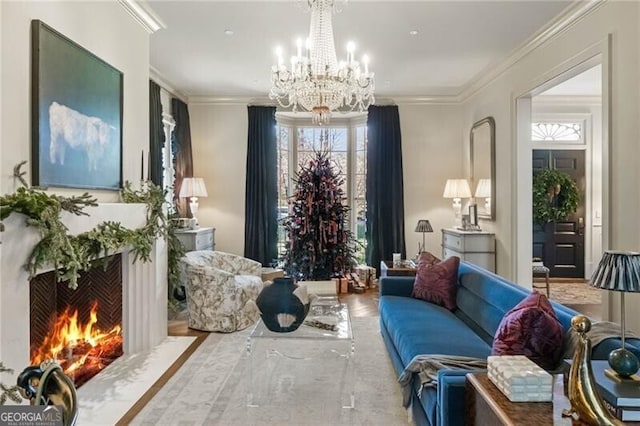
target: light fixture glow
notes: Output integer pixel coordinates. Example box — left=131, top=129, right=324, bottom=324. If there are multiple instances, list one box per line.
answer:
left=443, top=179, right=472, bottom=228
left=179, top=177, right=208, bottom=228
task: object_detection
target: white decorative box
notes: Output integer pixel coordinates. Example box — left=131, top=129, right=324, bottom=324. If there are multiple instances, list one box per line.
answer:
left=487, top=355, right=553, bottom=402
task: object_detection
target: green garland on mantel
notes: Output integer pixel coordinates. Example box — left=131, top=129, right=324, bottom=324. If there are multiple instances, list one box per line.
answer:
left=0, top=162, right=185, bottom=293
left=532, top=169, right=580, bottom=224
left=0, top=163, right=186, bottom=404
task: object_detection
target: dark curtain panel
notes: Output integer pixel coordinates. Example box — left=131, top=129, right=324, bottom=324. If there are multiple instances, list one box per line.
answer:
left=149, top=80, right=165, bottom=187
left=172, top=98, right=194, bottom=218
left=244, top=106, right=278, bottom=265
left=365, top=105, right=406, bottom=272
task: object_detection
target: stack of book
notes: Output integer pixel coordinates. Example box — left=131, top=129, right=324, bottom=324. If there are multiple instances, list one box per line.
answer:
left=591, top=360, right=640, bottom=422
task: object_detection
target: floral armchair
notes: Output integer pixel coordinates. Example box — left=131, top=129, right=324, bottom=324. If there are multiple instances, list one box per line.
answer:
left=180, top=251, right=264, bottom=332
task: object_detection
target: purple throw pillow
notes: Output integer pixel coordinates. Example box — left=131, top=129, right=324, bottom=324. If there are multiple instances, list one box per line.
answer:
left=492, top=292, right=564, bottom=370
left=412, top=256, right=460, bottom=311
left=417, top=251, right=440, bottom=268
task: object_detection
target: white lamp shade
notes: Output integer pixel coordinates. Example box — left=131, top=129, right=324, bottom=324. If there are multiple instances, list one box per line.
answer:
left=443, top=179, right=471, bottom=199
left=179, top=177, right=208, bottom=198
left=475, top=179, right=492, bottom=198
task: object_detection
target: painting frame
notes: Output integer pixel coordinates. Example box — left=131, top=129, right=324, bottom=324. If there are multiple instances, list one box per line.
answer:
left=31, top=20, right=123, bottom=190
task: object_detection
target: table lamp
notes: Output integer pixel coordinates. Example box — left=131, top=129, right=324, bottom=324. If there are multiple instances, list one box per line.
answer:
left=414, top=219, right=433, bottom=257
left=474, top=178, right=492, bottom=216
left=179, top=177, right=208, bottom=228
left=590, top=250, right=640, bottom=381
left=443, top=179, right=471, bottom=228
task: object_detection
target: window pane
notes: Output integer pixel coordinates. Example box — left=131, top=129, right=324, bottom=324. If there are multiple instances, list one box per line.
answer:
left=279, top=127, right=289, bottom=149
left=356, top=150, right=366, bottom=175
left=532, top=122, right=581, bottom=141
left=356, top=127, right=365, bottom=148
left=328, top=128, right=348, bottom=151
left=331, top=152, right=348, bottom=177
left=298, top=128, right=314, bottom=151
left=355, top=174, right=366, bottom=198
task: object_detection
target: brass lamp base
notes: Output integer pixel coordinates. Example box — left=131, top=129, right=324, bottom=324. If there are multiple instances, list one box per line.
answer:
left=604, top=368, right=640, bottom=382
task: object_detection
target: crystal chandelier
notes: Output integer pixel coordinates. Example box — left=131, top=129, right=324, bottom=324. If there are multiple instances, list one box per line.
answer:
left=269, top=0, right=375, bottom=125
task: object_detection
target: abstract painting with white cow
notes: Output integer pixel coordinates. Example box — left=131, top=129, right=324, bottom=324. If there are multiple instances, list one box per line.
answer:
left=31, top=20, right=122, bottom=190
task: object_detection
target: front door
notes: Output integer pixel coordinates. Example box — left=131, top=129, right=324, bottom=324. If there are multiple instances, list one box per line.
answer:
left=532, top=150, right=585, bottom=278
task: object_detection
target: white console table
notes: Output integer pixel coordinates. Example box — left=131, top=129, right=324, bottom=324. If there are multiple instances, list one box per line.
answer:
left=441, top=228, right=495, bottom=272
left=174, top=226, right=215, bottom=251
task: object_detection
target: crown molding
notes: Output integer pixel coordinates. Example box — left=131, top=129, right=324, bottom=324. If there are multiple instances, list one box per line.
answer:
left=188, top=96, right=265, bottom=106
left=459, top=0, right=606, bottom=102
left=149, top=66, right=188, bottom=103
left=390, top=95, right=461, bottom=106
left=118, top=0, right=165, bottom=34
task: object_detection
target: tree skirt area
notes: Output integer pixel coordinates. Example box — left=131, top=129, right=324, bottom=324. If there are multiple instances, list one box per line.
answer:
left=548, top=281, right=602, bottom=305
left=131, top=317, right=408, bottom=426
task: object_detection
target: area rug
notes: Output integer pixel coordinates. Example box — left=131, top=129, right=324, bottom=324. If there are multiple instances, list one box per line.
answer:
left=548, top=281, right=602, bottom=305
left=130, top=317, right=408, bottom=425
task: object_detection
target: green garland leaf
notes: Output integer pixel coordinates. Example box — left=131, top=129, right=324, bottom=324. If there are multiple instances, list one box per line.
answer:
left=532, top=169, right=580, bottom=224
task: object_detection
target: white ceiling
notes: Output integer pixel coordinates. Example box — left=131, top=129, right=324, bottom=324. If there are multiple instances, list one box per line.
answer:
left=147, top=0, right=575, bottom=99
left=539, top=64, right=602, bottom=96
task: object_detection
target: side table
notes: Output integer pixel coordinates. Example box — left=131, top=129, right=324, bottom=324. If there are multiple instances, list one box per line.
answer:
left=466, top=373, right=585, bottom=425
left=379, top=260, right=417, bottom=277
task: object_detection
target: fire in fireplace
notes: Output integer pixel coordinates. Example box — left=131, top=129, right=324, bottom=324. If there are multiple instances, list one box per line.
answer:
left=30, top=255, right=124, bottom=387
left=30, top=301, right=123, bottom=387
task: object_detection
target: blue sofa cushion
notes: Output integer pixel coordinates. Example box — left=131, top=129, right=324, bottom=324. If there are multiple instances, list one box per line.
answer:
left=379, top=295, right=492, bottom=368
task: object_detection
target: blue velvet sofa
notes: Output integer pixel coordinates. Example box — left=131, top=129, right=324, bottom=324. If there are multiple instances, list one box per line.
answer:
left=379, top=261, right=640, bottom=426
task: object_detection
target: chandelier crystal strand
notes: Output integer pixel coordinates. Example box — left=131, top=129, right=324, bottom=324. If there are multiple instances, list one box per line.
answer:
left=269, top=0, right=374, bottom=125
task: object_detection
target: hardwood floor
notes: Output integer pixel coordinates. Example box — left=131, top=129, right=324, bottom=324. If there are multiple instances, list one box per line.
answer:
left=339, top=287, right=380, bottom=317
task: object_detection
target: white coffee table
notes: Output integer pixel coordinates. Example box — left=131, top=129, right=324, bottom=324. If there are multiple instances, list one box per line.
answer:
left=246, top=297, right=355, bottom=411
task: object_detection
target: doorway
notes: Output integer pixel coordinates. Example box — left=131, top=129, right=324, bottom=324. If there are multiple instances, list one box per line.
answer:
left=514, top=53, right=608, bottom=282
left=532, top=149, right=586, bottom=278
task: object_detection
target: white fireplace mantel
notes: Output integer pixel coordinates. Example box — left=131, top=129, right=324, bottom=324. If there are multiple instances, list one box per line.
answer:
left=0, top=202, right=167, bottom=378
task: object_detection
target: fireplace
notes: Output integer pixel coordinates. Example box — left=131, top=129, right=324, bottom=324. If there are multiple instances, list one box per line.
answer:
left=29, top=255, right=124, bottom=387
left=1, top=203, right=194, bottom=424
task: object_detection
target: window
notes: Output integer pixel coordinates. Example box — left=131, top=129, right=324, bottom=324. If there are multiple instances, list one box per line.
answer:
left=532, top=122, right=582, bottom=142
left=276, top=117, right=367, bottom=263
left=276, top=125, right=290, bottom=255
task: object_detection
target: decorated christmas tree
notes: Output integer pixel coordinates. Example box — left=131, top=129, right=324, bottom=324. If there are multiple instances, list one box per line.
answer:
left=282, top=151, right=356, bottom=280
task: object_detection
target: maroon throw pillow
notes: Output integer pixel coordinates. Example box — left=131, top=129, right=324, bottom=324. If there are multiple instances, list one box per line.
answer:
left=412, top=256, right=460, bottom=311
left=417, top=251, right=440, bottom=268
left=492, top=292, right=564, bottom=370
